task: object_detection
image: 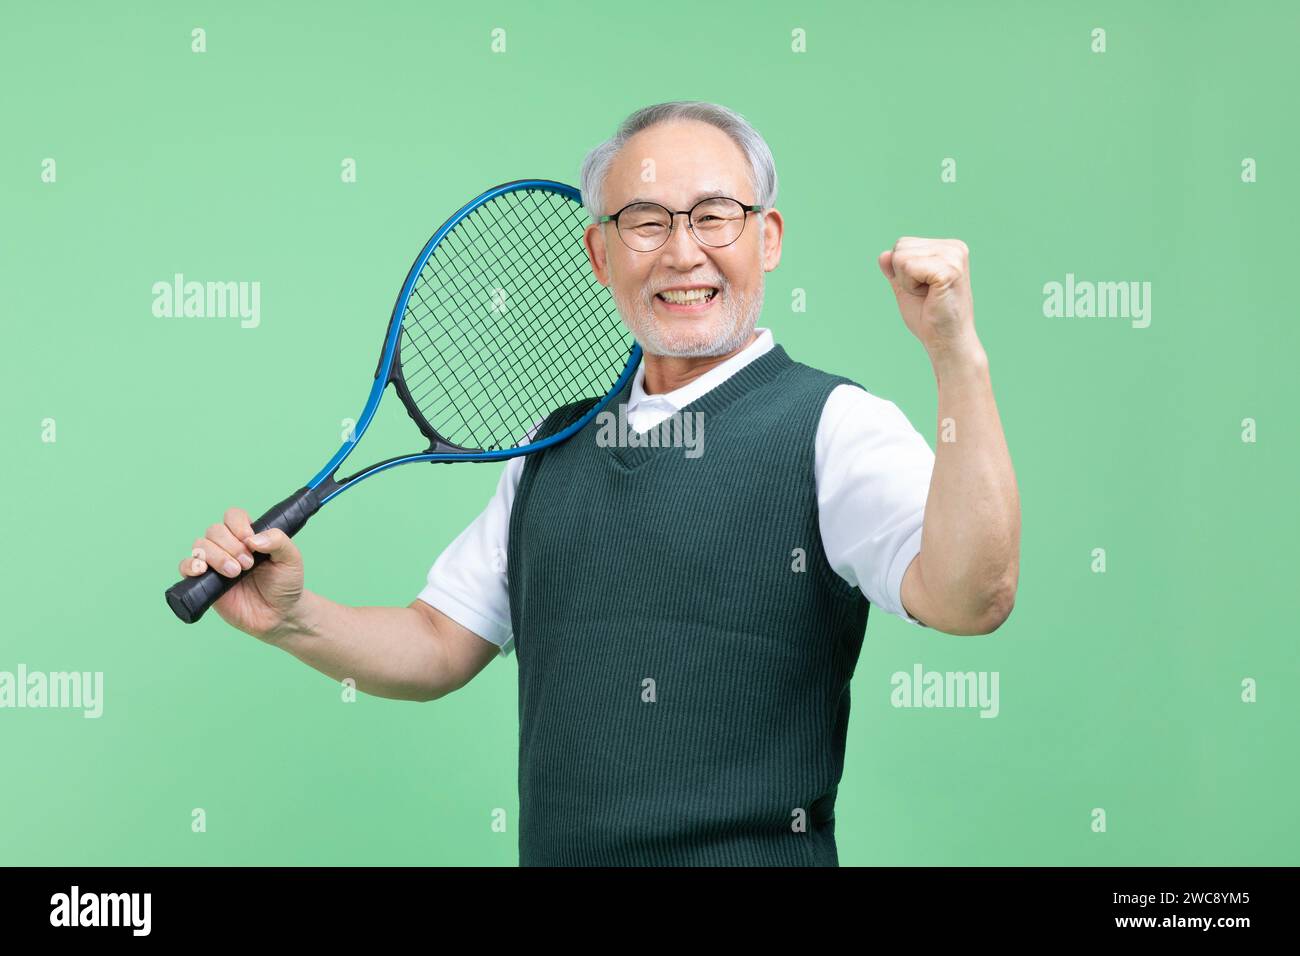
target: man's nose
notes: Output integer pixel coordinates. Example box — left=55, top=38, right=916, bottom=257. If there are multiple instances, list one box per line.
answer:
left=658, top=212, right=709, bottom=269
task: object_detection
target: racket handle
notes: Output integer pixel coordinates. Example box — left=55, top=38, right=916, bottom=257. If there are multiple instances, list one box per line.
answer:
left=164, top=486, right=322, bottom=624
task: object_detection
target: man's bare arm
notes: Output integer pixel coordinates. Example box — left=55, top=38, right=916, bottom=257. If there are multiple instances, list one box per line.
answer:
left=879, top=238, right=1021, bottom=635
left=178, top=510, right=503, bottom=701
left=900, top=344, right=1020, bottom=635
left=269, top=592, right=503, bottom=701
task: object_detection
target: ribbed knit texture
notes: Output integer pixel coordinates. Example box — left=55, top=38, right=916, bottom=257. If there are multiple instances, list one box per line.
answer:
left=507, top=345, right=870, bottom=866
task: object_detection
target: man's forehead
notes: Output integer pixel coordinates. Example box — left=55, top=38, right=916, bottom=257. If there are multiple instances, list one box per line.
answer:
left=615, top=186, right=739, bottom=207
left=603, top=166, right=750, bottom=208
left=603, top=123, right=751, bottom=207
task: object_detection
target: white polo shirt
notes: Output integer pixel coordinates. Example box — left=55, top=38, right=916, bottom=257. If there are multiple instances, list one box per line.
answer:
left=418, top=328, right=934, bottom=656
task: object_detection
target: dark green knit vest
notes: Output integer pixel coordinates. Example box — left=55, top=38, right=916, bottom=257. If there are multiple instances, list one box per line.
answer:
left=506, top=344, right=870, bottom=866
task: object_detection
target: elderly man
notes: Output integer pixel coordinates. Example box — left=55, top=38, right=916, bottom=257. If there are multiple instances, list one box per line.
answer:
left=178, top=100, right=1020, bottom=867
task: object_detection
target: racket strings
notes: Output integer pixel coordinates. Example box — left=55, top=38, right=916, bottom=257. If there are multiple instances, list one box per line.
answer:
left=412, top=195, right=612, bottom=409
left=437, top=200, right=625, bottom=417
left=405, top=231, right=590, bottom=444
left=403, top=191, right=616, bottom=403
left=398, top=187, right=631, bottom=451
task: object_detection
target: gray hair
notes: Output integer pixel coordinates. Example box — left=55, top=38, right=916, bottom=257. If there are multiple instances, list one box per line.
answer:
left=579, top=101, right=779, bottom=224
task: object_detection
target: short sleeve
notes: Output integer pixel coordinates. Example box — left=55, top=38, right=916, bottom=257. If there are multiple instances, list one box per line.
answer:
left=415, top=420, right=543, bottom=658
left=815, top=383, right=934, bottom=626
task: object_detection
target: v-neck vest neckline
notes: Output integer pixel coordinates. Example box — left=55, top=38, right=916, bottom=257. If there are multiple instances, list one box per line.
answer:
left=604, top=344, right=797, bottom=469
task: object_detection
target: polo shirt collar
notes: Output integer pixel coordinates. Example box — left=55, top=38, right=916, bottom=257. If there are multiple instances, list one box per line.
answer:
left=628, top=327, right=775, bottom=415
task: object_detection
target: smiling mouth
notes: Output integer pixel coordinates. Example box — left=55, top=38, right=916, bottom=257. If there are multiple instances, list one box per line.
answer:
left=655, top=288, right=719, bottom=305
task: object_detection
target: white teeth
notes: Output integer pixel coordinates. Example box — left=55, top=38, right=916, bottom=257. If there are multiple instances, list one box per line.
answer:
left=658, top=288, right=717, bottom=304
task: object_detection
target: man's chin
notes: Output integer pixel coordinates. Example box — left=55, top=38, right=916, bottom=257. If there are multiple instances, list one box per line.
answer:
left=614, top=287, right=760, bottom=358
left=640, top=317, right=749, bottom=358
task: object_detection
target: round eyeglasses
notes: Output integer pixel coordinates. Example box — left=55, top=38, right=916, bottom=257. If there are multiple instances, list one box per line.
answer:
left=600, top=197, right=764, bottom=252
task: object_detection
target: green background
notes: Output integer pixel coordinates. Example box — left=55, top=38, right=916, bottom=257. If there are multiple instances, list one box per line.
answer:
left=1, top=0, right=1295, bottom=865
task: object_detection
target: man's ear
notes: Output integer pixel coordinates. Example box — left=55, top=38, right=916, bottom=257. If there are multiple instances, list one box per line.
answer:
left=760, top=207, right=784, bottom=272
left=583, top=223, right=612, bottom=286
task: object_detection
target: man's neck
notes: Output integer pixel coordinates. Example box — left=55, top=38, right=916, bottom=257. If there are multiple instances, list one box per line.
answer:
left=641, top=330, right=760, bottom=395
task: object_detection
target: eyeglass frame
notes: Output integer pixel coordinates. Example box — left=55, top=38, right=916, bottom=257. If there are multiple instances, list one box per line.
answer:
left=599, top=196, right=765, bottom=251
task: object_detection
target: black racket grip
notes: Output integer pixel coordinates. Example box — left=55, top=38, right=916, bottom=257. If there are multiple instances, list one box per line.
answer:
left=164, top=486, right=321, bottom=624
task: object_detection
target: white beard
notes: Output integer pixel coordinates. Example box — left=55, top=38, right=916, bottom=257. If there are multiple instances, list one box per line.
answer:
left=609, top=238, right=767, bottom=359
left=614, top=282, right=763, bottom=358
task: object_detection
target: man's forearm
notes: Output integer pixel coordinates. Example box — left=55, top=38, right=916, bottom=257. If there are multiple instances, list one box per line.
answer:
left=915, top=338, right=1021, bottom=631
left=269, top=591, right=450, bottom=702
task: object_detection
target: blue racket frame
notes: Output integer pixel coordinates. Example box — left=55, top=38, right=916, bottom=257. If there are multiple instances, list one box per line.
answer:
left=308, top=179, right=642, bottom=504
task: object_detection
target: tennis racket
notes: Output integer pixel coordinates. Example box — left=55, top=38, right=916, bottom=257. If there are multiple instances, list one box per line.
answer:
left=165, top=179, right=640, bottom=623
